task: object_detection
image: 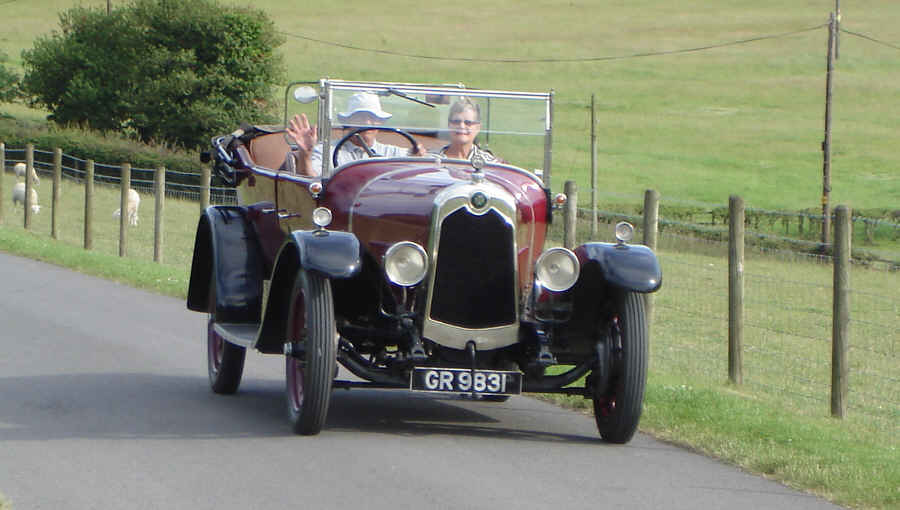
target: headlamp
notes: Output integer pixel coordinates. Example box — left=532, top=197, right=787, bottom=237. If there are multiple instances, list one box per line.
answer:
left=384, top=242, right=428, bottom=287
left=535, top=247, right=580, bottom=292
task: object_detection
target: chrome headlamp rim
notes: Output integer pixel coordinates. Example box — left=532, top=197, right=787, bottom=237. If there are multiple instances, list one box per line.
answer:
left=534, top=247, right=580, bottom=292
left=384, top=241, right=429, bottom=287
left=312, top=207, right=333, bottom=228
left=614, top=221, right=635, bottom=244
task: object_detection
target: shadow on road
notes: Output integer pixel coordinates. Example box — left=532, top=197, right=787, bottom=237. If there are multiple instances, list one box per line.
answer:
left=327, top=389, right=602, bottom=444
left=0, top=372, right=602, bottom=444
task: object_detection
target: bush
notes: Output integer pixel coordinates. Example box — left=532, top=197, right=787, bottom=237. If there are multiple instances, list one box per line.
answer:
left=21, top=0, right=285, bottom=149
left=0, top=117, right=199, bottom=174
left=0, top=51, right=20, bottom=104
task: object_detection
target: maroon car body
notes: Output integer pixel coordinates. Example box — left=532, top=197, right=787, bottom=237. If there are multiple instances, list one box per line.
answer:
left=187, top=80, right=661, bottom=442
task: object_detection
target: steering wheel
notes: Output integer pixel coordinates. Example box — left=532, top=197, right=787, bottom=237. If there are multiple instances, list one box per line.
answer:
left=332, top=127, right=419, bottom=168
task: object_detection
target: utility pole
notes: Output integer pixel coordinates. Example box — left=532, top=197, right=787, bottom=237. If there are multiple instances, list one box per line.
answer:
left=835, top=0, right=841, bottom=59
left=821, top=12, right=836, bottom=245
left=590, top=94, right=598, bottom=238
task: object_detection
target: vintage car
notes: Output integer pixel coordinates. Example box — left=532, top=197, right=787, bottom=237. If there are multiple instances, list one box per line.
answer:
left=187, top=79, right=661, bottom=443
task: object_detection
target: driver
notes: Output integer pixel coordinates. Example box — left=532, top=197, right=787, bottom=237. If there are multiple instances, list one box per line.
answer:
left=283, top=92, right=425, bottom=176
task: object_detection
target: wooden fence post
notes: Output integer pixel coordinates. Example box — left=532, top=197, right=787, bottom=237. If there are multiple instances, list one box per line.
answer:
left=643, top=189, right=659, bottom=249
left=84, top=160, right=94, bottom=250
left=643, top=189, right=660, bottom=329
left=119, top=163, right=130, bottom=257
left=831, top=205, right=851, bottom=418
left=201, top=165, right=211, bottom=211
left=154, top=167, right=165, bottom=263
left=564, top=180, right=577, bottom=249
left=24, top=144, right=35, bottom=230
left=52, top=148, right=62, bottom=239
left=0, top=142, right=5, bottom=225
left=728, top=195, right=744, bottom=385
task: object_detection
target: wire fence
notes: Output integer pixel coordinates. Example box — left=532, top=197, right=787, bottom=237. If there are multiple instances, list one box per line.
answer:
left=2, top=147, right=237, bottom=205
left=574, top=197, right=900, bottom=269
left=1, top=145, right=239, bottom=269
left=552, top=202, right=898, bottom=438
left=660, top=241, right=897, bottom=431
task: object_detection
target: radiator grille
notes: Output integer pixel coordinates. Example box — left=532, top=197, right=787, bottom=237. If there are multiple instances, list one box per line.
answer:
left=430, top=208, right=517, bottom=328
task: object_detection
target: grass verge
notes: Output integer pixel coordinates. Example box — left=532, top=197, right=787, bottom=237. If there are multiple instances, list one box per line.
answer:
left=538, top=372, right=898, bottom=510
left=0, top=224, right=187, bottom=298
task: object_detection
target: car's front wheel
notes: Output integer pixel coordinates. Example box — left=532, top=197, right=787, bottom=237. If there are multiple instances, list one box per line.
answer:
left=592, top=291, right=647, bottom=444
left=207, top=281, right=246, bottom=394
left=285, top=270, right=336, bottom=435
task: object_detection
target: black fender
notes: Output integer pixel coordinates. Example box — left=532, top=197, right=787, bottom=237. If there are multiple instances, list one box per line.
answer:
left=255, top=229, right=362, bottom=353
left=573, top=242, right=662, bottom=294
left=283, top=229, right=363, bottom=279
left=186, top=206, right=264, bottom=323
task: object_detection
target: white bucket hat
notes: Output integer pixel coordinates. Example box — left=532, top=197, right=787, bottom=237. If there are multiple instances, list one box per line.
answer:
left=337, top=92, right=392, bottom=121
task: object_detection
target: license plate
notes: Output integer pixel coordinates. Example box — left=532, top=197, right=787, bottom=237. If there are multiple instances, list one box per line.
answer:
left=410, top=367, right=522, bottom=395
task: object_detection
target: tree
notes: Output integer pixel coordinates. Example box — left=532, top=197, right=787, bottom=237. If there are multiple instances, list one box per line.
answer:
left=0, top=51, right=20, bottom=103
left=21, top=0, right=285, bottom=148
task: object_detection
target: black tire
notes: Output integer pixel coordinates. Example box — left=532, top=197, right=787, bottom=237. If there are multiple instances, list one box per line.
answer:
left=593, top=291, right=648, bottom=444
left=285, top=270, right=336, bottom=435
left=207, top=281, right=246, bottom=394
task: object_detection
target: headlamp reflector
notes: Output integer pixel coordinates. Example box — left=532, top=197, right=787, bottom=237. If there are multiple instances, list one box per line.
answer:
left=384, top=242, right=428, bottom=286
left=535, top=247, right=580, bottom=292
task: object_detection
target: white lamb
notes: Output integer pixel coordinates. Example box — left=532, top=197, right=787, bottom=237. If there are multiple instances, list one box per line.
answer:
left=13, top=162, right=40, bottom=186
left=113, top=188, right=141, bottom=226
left=11, top=182, right=40, bottom=214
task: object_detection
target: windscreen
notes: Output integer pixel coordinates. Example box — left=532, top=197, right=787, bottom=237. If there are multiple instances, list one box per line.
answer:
left=327, top=83, right=551, bottom=174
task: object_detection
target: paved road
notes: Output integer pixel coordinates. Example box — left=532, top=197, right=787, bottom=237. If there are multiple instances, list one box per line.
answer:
left=0, top=252, right=843, bottom=510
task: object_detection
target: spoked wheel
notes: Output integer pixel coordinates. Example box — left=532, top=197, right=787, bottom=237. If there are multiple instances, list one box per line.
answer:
left=207, top=281, right=246, bottom=394
left=285, top=270, right=336, bottom=435
left=592, top=291, right=648, bottom=444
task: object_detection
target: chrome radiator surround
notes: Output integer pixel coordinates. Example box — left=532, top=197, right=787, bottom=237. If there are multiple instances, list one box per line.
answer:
left=422, top=181, right=520, bottom=351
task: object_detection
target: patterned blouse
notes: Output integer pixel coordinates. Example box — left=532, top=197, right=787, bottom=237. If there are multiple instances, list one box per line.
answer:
left=437, top=144, right=500, bottom=163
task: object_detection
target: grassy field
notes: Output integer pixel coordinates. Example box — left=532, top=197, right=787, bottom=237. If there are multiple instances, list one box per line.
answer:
left=3, top=0, right=899, bottom=213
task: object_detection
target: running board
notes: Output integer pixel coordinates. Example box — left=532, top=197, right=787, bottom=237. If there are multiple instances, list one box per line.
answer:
left=213, top=322, right=260, bottom=348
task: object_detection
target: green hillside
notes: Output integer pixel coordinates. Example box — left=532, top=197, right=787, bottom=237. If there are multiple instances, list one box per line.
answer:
left=3, top=0, right=898, bottom=212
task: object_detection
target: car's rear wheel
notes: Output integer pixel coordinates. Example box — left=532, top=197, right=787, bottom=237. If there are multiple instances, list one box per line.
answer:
left=207, top=280, right=246, bottom=394
left=285, top=270, right=336, bottom=435
left=592, top=291, right=647, bottom=444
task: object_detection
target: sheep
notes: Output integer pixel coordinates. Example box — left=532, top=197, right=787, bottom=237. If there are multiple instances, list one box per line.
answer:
left=113, top=188, right=141, bottom=226
left=13, top=162, right=40, bottom=186
left=11, top=182, right=40, bottom=214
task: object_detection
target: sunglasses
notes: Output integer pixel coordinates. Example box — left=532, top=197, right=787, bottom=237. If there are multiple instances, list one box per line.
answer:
left=448, top=119, right=480, bottom=127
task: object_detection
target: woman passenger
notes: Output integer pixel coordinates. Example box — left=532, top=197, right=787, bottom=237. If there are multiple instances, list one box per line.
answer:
left=439, top=98, right=500, bottom=163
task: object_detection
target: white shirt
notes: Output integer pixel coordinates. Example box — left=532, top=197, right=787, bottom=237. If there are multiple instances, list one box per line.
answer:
left=285, top=140, right=411, bottom=175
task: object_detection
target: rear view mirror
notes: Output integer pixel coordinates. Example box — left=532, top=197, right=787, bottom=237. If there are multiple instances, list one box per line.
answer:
left=293, top=86, right=318, bottom=104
